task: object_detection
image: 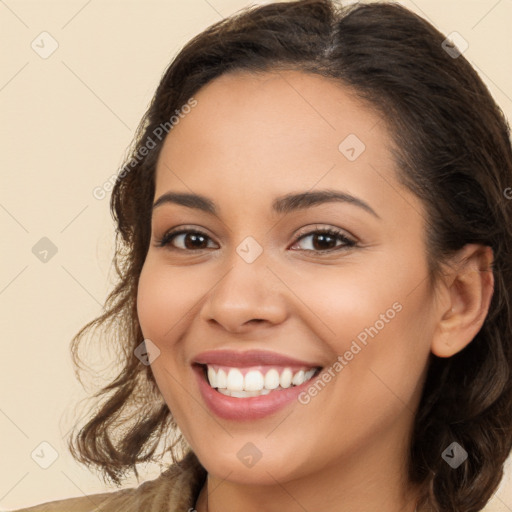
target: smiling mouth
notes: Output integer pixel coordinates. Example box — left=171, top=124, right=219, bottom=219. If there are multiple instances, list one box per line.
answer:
left=197, top=364, right=322, bottom=398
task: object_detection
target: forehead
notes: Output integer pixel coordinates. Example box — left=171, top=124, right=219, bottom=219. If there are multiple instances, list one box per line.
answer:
left=154, top=69, right=408, bottom=220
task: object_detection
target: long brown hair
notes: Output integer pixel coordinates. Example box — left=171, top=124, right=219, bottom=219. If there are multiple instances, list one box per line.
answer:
left=68, top=1, right=512, bottom=510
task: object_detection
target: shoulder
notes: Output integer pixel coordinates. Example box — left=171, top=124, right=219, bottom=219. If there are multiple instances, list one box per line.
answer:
left=8, top=491, right=123, bottom=512
left=9, top=451, right=206, bottom=512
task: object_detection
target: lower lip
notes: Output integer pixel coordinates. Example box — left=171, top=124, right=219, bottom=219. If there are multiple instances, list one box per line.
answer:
left=193, top=365, right=318, bottom=421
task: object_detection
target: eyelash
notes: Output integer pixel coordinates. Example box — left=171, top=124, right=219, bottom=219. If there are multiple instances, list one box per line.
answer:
left=154, top=225, right=357, bottom=255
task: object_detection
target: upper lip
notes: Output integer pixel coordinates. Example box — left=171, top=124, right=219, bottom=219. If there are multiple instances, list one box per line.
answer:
left=193, top=349, right=323, bottom=368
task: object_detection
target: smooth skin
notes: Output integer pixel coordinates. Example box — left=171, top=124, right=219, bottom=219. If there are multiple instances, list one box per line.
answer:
left=136, top=70, right=494, bottom=512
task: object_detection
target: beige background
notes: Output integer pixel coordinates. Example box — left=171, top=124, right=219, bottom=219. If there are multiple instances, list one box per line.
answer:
left=1, top=0, right=511, bottom=510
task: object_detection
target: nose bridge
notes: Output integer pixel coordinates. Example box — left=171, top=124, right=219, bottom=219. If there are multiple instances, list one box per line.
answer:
left=200, top=235, right=288, bottom=330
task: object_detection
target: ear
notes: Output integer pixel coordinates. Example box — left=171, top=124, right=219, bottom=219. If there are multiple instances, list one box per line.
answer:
left=431, top=244, right=494, bottom=358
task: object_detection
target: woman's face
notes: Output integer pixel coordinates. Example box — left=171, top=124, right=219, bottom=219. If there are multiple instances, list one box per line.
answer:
left=137, top=70, right=437, bottom=485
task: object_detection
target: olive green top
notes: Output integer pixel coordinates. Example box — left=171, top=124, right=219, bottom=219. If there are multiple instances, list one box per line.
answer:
left=10, top=451, right=206, bottom=512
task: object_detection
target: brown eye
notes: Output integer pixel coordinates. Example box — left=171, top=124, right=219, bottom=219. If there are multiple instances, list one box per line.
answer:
left=156, top=229, right=217, bottom=251
left=290, top=227, right=356, bottom=253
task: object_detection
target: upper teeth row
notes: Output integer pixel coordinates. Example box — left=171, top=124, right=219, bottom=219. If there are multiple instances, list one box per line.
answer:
left=207, top=366, right=317, bottom=391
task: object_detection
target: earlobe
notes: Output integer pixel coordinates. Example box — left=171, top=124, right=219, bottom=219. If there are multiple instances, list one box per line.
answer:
left=431, top=244, right=494, bottom=358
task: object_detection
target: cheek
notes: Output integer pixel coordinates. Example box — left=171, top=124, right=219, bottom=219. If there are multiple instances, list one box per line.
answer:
left=136, top=261, right=200, bottom=424
left=290, top=266, right=432, bottom=447
left=136, top=258, right=203, bottom=341
left=136, top=264, right=166, bottom=341
left=284, top=263, right=405, bottom=345
left=285, top=254, right=435, bottom=378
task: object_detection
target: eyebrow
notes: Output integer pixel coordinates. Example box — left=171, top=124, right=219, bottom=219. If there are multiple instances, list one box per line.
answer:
left=152, top=189, right=380, bottom=218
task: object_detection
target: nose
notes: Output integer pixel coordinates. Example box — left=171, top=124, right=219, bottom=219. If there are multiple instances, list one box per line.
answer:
left=199, top=251, right=288, bottom=334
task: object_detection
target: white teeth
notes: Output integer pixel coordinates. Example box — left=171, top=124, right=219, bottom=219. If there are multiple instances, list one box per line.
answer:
left=207, top=367, right=217, bottom=388
left=304, top=369, right=315, bottom=381
left=264, top=369, right=280, bottom=390
left=206, top=365, right=318, bottom=395
left=280, top=368, right=293, bottom=388
left=218, top=388, right=272, bottom=397
left=226, top=368, right=244, bottom=391
left=230, top=390, right=250, bottom=398
left=217, top=368, right=227, bottom=388
left=244, top=370, right=265, bottom=391
left=292, top=369, right=305, bottom=386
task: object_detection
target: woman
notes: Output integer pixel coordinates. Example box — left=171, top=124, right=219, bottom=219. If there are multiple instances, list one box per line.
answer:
left=14, top=0, right=512, bottom=511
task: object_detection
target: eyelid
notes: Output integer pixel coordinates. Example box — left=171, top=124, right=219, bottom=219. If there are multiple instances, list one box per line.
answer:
left=293, top=224, right=356, bottom=242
